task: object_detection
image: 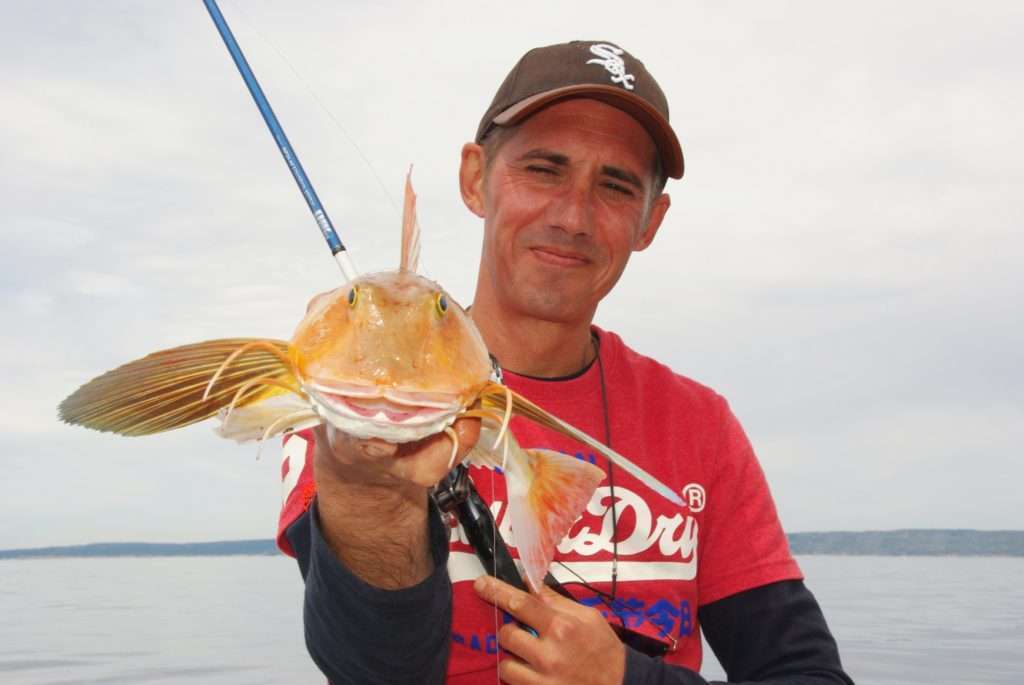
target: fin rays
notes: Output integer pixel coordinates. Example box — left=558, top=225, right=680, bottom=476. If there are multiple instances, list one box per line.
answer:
left=59, top=338, right=297, bottom=437
left=399, top=169, right=421, bottom=273
left=479, top=383, right=683, bottom=506
left=508, top=448, right=605, bottom=593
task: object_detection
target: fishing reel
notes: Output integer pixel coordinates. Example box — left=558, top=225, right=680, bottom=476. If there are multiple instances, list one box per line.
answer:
left=431, top=464, right=675, bottom=658
left=432, top=464, right=528, bottom=592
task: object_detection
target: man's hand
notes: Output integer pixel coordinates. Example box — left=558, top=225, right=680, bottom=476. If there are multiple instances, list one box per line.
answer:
left=474, top=575, right=627, bottom=685
left=303, top=287, right=483, bottom=588
left=313, top=419, right=479, bottom=588
left=314, top=418, right=481, bottom=490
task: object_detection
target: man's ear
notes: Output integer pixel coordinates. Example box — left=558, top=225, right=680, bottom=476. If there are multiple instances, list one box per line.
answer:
left=459, top=143, right=486, bottom=218
left=634, top=193, right=671, bottom=251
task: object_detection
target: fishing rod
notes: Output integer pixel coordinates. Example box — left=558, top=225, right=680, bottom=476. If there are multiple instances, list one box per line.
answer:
left=201, top=2, right=670, bottom=657
left=199, top=1, right=519, bottom=598
left=202, top=0, right=358, bottom=282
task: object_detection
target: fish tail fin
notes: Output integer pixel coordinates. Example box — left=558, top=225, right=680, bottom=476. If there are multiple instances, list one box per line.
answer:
left=505, top=445, right=604, bottom=593
left=59, top=338, right=297, bottom=437
left=400, top=167, right=421, bottom=273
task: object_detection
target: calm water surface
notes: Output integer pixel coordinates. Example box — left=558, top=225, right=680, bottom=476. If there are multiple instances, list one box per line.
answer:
left=1, top=555, right=1021, bottom=683
left=704, top=555, right=1024, bottom=684
left=0, top=556, right=319, bottom=684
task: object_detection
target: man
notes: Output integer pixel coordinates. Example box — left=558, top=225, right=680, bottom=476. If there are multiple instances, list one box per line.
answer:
left=277, top=41, right=853, bottom=684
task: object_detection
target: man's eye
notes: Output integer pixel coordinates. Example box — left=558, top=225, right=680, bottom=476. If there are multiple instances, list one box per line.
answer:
left=603, top=182, right=635, bottom=197
left=527, top=165, right=558, bottom=175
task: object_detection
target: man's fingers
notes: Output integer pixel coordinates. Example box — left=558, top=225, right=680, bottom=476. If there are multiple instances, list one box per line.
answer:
left=477, top=576, right=627, bottom=685
left=323, top=425, right=398, bottom=460
left=496, top=651, right=542, bottom=685
left=315, top=415, right=482, bottom=488
left=537, top=585, right=595, bottom=618
left=451, top=416, right=482, bottom=461
left=473, top=576, right=553, bottom=635
left=497, top=622, right=541, bottom=661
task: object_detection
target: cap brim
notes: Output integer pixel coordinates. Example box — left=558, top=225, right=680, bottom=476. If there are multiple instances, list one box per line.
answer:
left=491, top=84, right=684, bottom=179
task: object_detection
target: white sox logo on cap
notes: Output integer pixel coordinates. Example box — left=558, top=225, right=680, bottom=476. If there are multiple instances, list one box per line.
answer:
left=586, top=43, right=636, bottom=90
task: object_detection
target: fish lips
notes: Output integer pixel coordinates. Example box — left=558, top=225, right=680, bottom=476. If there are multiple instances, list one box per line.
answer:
left=304, top=382, right=462, bottom=443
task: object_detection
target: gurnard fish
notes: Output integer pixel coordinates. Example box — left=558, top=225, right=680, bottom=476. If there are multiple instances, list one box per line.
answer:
left=59, top=177, right=681, bottom=592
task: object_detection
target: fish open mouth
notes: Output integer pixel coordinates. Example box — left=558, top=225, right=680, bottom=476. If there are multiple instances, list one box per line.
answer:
left=303, top=380, right=463, bottom=442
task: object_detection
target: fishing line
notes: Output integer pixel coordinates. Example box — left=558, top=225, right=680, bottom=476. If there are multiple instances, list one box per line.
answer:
left=203, top=0, right=358, bottom=282
left=222, top=0, right=400, bottom=213
left=489, top=363, right=502, bottom=682
left=216, top=1, right=452, bottom=307
left=595, top=337, right=620, bottom=601
left=492, top=468, right=500, bottom=682
left=225, top=1, right=440, bottom=284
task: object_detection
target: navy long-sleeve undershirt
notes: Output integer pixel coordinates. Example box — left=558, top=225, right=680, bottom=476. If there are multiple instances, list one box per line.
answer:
left=288, top=501, right=854, bottom=684
left=289, top=500, right=452, bottom=684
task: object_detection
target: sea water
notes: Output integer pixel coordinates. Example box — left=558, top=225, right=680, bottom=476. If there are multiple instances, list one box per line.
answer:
left=1, top=555, right=1021, bottom=683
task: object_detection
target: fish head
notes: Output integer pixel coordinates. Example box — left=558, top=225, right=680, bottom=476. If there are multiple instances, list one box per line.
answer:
left=289, top=270, right=493, bottom=442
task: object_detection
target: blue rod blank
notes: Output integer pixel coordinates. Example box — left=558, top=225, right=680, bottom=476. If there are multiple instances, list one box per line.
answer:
left=202, top=0, right=357, bottom=281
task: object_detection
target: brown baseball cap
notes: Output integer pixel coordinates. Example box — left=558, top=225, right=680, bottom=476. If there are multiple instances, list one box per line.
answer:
left=475, top=40, right=684, bottom=179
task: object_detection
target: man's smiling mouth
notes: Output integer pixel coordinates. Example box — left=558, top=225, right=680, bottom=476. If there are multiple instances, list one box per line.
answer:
left=529, top=246, right=590, bottom=266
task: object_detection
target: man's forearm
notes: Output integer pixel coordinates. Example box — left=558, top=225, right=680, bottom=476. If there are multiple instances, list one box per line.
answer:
left=289, top=500, right=453, bottom=685
left=312, top=427, right=436, bottom=590
left=315, top=475, right=434, bottom=589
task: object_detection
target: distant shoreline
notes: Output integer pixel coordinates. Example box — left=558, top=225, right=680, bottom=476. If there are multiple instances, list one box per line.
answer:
left=0, top=539, right=278, bottom=560
left=2, top=529, right=1022, bottom=559
left=787, top=529, right=1024, bottom=557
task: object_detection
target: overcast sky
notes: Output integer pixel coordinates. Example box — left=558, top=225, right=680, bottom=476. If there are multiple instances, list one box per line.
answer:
left=2, top=0, right=1021, bottom=549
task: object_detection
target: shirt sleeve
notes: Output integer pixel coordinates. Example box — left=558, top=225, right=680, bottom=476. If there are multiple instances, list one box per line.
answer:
left=285, top=499, right=453, bottom=685
left=623, top=581, right=854, bottom=685
left=699, top=580, right=853, bottom=684
left=698, top=397, right=803, bottom=605
left=277, top=430, right=319, bottom=558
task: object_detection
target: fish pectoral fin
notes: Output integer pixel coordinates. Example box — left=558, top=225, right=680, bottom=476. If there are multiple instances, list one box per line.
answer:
left=506, top=448, right=605, bottom=594
left=463, top=445, right=501, bottom=470
left=59, top=338, right=297, bottom=437
left=482, top=386, right=684, bottom=507
left=216, top=394, right=319, bottom=443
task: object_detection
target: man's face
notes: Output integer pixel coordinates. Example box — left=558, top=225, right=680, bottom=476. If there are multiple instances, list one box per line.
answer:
left=465, top=98, right=670, bottom=325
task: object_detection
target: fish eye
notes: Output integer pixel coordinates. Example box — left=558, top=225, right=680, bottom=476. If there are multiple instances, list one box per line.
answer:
left=435, top=293, right=449, bottom=316
left=347, top=285, right=359, bottom=308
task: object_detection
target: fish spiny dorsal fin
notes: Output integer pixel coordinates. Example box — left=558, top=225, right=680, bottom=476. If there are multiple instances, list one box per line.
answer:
left=400, top=167, right=421, bottom=273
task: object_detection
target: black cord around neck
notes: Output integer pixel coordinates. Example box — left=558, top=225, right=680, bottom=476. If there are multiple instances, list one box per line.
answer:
left=593, top=333, right=620, bottom=601
left=496, top=332, right=671, bottom=646
left=494, top=331, right=621, bottom=603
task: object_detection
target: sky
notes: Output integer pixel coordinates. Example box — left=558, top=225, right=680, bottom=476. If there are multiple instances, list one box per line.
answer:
left=2, top=0, right=1021, bottom=549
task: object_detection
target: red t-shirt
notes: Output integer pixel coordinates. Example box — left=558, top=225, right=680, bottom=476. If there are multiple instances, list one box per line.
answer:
left=277, top=327, right=801, bottom=680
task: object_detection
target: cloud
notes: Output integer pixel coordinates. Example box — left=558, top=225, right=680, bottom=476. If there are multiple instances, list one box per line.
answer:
left=9, top=291, right=55, bottom=317
left=761, top=403, right=1024, bottom=531
left=1, top=0, right=1021, bottom=547
left=68, top=271, right=139, bottom=298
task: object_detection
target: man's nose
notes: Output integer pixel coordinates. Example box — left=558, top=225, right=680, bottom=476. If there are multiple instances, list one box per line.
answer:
left=547, top=179, right=594, bottom=237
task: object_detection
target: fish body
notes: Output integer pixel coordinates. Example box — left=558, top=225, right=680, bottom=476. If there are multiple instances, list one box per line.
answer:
left=59, top=176, right=681, bottom=592
left=292, top=270, right=491, bottom=443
